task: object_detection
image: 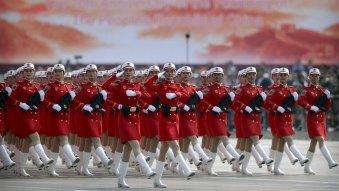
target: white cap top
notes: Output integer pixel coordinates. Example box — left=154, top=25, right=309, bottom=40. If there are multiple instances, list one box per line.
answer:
left=85, top=64, right=98, bottom=72
left=135, top=70, right=143, bottom=76
left=163, top=62, right=176, bottom=70
left=24, top=63, right=35, bottom=70
left=279, top=67, right=289, bottom=74
left=53, top=64, right=65, bottom=72
left=47, top=67, right=54, bottom=73
left=238, top=69, right=246, bottom=76
left=200, top=70, right=208, bottom=77
left=271, top=68, right=280, bottom=75
left=148, top=65, right=160, bottom=72
left=246, top=67, right=257, bottom=74
left=64, top=72, right=72, bottom=78
left=309, top=68, right=320, bottom=75
left=211, top=67, right=224, bottom=74
left=122, top=62, right=135, bottom=70
left=180, top=66, right=192, bottom=73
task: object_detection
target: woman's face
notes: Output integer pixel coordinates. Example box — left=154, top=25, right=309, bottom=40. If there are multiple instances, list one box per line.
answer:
left=86, top=70, right=97, bottom=82
left=309, top=74, right=320, bottom=85
left=164, top=69, right=176, bottom=81
left=123, top=68, right=135, bottom=81
left=180, top=72, right=192, bottom=83
left=246, top=72, right=256, bottom=84
left=53, top=69, right=64, bottom=81
left=212, top=73, right=223, bottom=83
left=23, top=68, right=35, bottom=81
left=279, top=73, right=289, bottom=85
left=200, top=76, right=208, bottom=86
left=239, top=75, right=247, bottom=84
left=271, top=73, right=280, bottom=84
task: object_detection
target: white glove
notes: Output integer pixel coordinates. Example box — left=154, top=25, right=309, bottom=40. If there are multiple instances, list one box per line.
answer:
left=229, top=92, right=235, bottom=101
left=310, top=105, right=319, bottom=112
left=212, top=106, right=222, bottom=113
left=165, top=93, right=177, bottom=99
left=38, top=90, right=45, bottom=101
left=196, top=91, right=203, bottom=99
left=277, top=106, right=285, bottom=113
left=116, top=71, right=124, bottom=78
left=100, top=90, right=108, bottom=101
left=118, top=104, right=122, bottom=110
left=5, top=87, right=12, bottom=96
left=83, top=104, right=93, bottom=113
left=142, top=109, right=148, bottom=114
left=260, top=92, right=267, bottom=101
left=69, top=91, right=76, bottom=100
left=19, top=102, right=30, bottom=111
left=183, top=105, right=190, bottom=111
left=52, top=104, right=62, bottom=112
left=324, top=89, right=330, bottom=99
left=157, top=71, right=165, bottom=78
left=147, top=105, right=156, bottom=112
left=126, top=90, right=137, bottom=97
left=292, top=92, right=298, bottom=101
left=245, top=106, right=253, bottom=113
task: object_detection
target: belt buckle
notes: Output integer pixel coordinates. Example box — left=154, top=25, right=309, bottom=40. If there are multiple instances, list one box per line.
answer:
left=130, top=107, right=136, bottom=112
left=170, top=107, right=176, bottom=112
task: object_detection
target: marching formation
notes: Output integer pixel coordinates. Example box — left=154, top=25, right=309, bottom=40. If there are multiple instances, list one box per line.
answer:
left=0, top=62, right=337, bottom=188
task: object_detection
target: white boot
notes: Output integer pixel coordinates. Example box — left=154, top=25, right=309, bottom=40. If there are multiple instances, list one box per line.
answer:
left=273, top=152, right=284, bottom=175
left=76, top=152, right=83, bottom=175
left=254, top=144, right=273, bottom=165
left=284, top=144, right=298, bottom=165
left=189, top=146, right=202, bottom=167
left=153, top=161, right=167, bottom=188
left=304, top=151, right=316, bottom=175
left=218, top=143, right=235, bottom=164
left=147, top=152, right=157, bottom=168
left=251, top=145, right=264, bottom=168
left=95, top=147, right=113, bottom=167
left=206, top=152, right=217, bottom=176
left=34, top=144, right=53, bottom=166
left=289, top=144, right=308, bottom=166
left=63, top=144, right=80, bottom=167
left=136, top=153, right=156, bottom=178
left=82, top=152, right=93, bottom=176
left=110, top=152, right=122, bottom=176
left=0, top=145, right=15, bottom=169
left=175, top=154, right=195, bottom=178
left=29, top=146, right=44, bottom=170
left=117, top=161, right=130, bottom=188
left=320, top=145, right=338, bottom=169
left=193, top=144, right=211, bottom=163
left=18, top=152, right=30, bottom=177
left=267, top=149, right=276, bottom=172
left=225, top=144, right=245, bottom=164
left=47, top=152, right=60, bottom=177
left=241, top=152, right=253, bottom=176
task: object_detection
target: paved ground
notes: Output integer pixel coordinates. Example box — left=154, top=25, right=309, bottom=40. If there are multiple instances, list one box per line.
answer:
left=1, top=139, right=339, bottom=191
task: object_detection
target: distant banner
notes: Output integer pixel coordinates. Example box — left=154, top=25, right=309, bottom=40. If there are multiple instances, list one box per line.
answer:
left=1, top=0, right=339, bottom=65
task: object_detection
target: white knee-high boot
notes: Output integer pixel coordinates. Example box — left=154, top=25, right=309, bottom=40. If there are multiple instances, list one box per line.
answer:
left=289, top=144, right=308, bottom=166
left=47, top=152, right=60, bottom=177
left=147, top=151, right=157, bottom=168
left=18, top=152, right=30, bottom=177
left=29, top=146, right=44, bottom=169
left=76, top=151, right=83, bottom=175
left=304, top=151, right=316, bottom=175
left=189, top=145, right=202, bottom=166
left=0, top=145, right=15, bottom=169
left=153, top=161, right=167, bottom=188
left=175, top=154, right=195, bottom=178
left=267, top=149, right=276, bottom=172
left=95, top=147, right=113, bottom=167
left=136, top=153, right=156, bottom=178
left=320, top=145, right=338, bottom=169
left=34, top=144, right=53, bottom=166
left=110, top=151, right=122, bottom=176
left=82, top=152, right=93, bottom=176
left=117, top=161, right=130, bottom=188
left=226, top=144, right=245, bottom=164
left=63, top=144, right=80, bottom=166
left=207, top=152, right=217, bottom=176
left=218, top=143, right=235, bottom=164
left=273, top=152, right=284, bottom=175
left=241, top=152, right=252, bottom=176
left=254, top=144, right=273, bottom=165
left=193, top=144, right=211, bottom=163
left=284, top=144, right=298, bottom=165
left=251, top=145, right=264, bottom=168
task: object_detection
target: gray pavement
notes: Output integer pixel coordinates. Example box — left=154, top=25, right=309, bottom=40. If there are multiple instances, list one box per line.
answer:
left=1, top=139, right=339, bottom=191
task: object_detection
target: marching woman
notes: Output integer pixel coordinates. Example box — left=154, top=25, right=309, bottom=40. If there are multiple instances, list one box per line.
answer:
left=8, top=63, right=53, bottom=177
left=265, top=68, right=298, bottom=172
left=102, top=62, right=155, bottom=188
left=264, top=68, right=308, bottom=175
left=72, top=64, right=113, bottom=176
left=233, top=67, right=273, bottom=176
left=0, top=81, right=15, bottom=170
left=298, top=68, right=337, bottom=174
left=199, top=67, right=244, bottom=176
left=42, top=64, right=80, bottom=176
left=176, top=66, right=212, bottom=169
left=144, top=63, right=195, bottom=188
